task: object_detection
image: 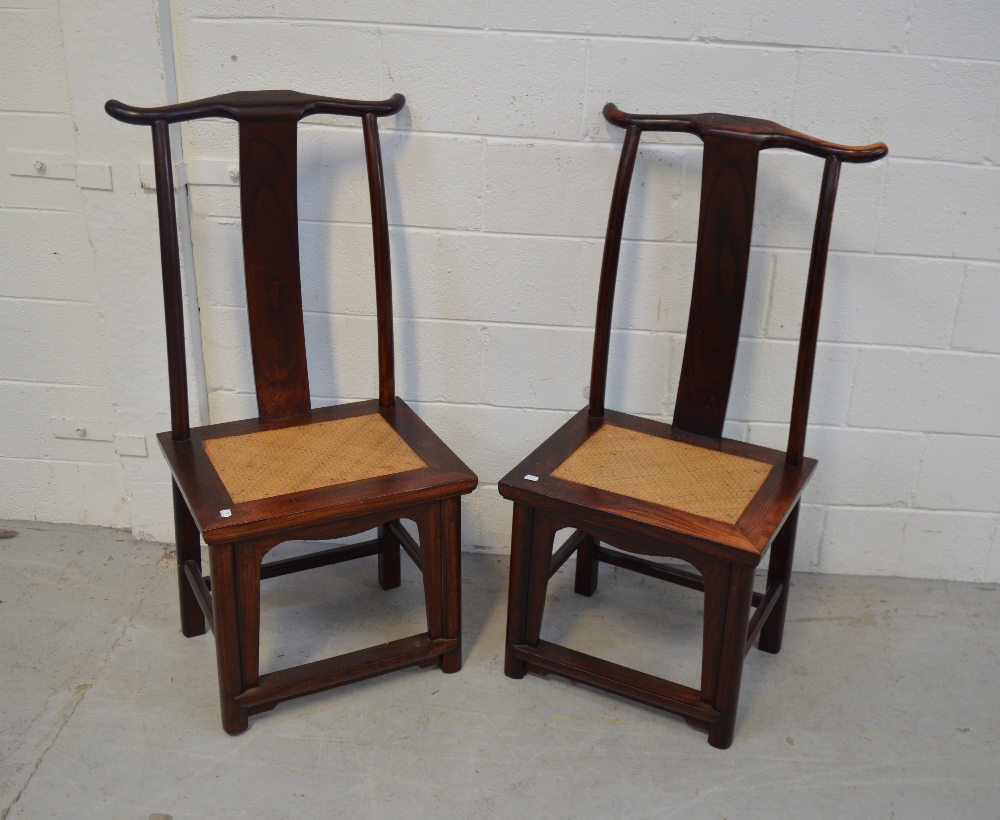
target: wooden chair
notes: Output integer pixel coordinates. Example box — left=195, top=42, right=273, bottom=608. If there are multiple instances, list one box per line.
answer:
left=105, top=91, right=477, bottom=734
left=500, top=105, right=886, bottom=748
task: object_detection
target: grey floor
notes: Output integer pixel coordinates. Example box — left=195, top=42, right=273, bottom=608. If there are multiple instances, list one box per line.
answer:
left=1, top=521, right=998, bottom=819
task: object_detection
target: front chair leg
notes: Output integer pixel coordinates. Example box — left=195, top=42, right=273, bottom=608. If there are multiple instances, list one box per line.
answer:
left=758, top=503, right=799, bottom=654
left=504, top=504, right=535, bottom=678
left=378, top=520, right=402, bottom=590
left=208, top=542, right=249, bottom=735
left=707, top=564, right=755, bottom=749
left=438, top=498, right=462, bottom=672
left=417, top=501, right=463, bottom=673
left=505, top=505, right=559, bottom=678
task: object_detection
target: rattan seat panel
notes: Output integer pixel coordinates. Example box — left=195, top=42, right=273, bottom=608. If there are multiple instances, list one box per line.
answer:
left=552, top=424, right=773, bottom=524
left=203, top=413, right=427, bottom=504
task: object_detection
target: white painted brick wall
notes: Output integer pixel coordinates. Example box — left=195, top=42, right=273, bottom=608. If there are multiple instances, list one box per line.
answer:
left=3, top=0, right=999, bottom=580
left=0, top=2, right=128, bottom=531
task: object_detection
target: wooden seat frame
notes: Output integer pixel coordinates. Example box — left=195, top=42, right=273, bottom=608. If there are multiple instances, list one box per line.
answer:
left=500, top=104, right=886, bottom=748
left=106, top=91, right=477, bottom=734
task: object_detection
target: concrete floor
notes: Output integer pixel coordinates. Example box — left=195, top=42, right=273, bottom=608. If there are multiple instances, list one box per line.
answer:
left=1, top=521, right=998, bottom=819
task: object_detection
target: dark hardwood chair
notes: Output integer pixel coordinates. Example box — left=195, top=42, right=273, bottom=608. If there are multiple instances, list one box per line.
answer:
left=105, top=91, right=477, bottom=734
left=500, top=105, right=886, bottom=748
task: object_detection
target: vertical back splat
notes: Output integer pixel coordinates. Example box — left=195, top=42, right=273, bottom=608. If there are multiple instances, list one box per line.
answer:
left=239, top=120, right=311, bottom=421
left=672, top=139, right=761, bottom=438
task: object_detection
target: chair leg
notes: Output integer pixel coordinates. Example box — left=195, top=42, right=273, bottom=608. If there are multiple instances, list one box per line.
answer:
left=378, top=520, right=402, bottom=590
left=707, top=564, right=756, bottom=749
left=573, top=534, right=600, bottom=596
left=418, top=501, right=462, bottom=673
left=172, top=481, right=206, bottom=638
left=438, top=498, right=462, bottom=673
left=504, top=503, right=534, bottom=678
left=758, top=503, right=799, bottom=654
left=208, top=542, right=249, bottom=735
left=505, top=505, right=558, bottom=678
left=235, top=547, right=262, bottom=690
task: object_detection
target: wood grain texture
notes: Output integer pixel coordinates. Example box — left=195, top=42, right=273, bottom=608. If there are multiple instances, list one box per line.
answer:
left=106, top=90, right=406, bottom=126
left=239, top=120, right=311, bottom=421
left=363, top=113, right=397, bottom=408
left=234, top=633, right=455, bottom=708
left=672, top=139, right=760, bottom=437
left=603, top=104, right=888, bottom=162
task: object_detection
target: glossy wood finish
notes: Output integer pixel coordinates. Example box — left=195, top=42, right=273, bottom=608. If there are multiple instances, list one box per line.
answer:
left=673, top=139, right=759, bottom=437
left=239, top=120, right=310, bottom=421
left=106, top=89, right=406, bottom=125
left=151, top=121, right=190, bottom=441
left=501, top=105, right=886, bottom=748
left=602, top=104, right=888, bottom=162
left=588, top=125, right=640, bottom=417
left=107, top=89, right=476, bottom=733
left=173, top=479, right=205, bottom=637
left=787, top=157, right=841, bottom=465
left=363, top=113, right=397, bottom=408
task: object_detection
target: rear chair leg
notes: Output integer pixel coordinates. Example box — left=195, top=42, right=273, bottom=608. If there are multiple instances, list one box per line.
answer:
left=573, top=534, right=600, bottom=596
left=173, top=480, right=206, bottom=638
left=378, top=520, right=402, bottom=590
left=759, top=503, right=799, bottom=654
left=438, top=498, right=462, bottom=673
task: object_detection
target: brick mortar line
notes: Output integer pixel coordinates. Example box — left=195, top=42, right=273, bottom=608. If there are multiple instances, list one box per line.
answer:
left=201, top=303, right=1000, bottom=357
left=206, top=389, right=1000, bottom=436
left=186, top=16, right=1000, bottom=67
left=193, top=214, right=1000, bottom=266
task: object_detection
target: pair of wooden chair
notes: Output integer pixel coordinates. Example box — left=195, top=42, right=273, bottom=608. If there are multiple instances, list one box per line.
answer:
left=107, top=90, right=885, bottom=746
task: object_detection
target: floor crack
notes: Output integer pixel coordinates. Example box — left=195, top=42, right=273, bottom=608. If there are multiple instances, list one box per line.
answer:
left=0, top=576, right=151, bottom=819
left=1, top=680, right=91, bottom=820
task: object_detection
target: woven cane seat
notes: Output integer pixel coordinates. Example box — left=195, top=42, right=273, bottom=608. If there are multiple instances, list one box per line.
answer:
left=552, top=423, right=772, bottom=524
left=203, top=413, right=427, bottom=504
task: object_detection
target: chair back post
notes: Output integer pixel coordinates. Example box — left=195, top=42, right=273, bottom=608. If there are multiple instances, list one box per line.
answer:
left=785, top=155, right=841, bottom=465
left=588, top=124, right=641, bottom=418
left=362, top=112, right=396, bottom=409
left=151, top=120, right=191, bottom=441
